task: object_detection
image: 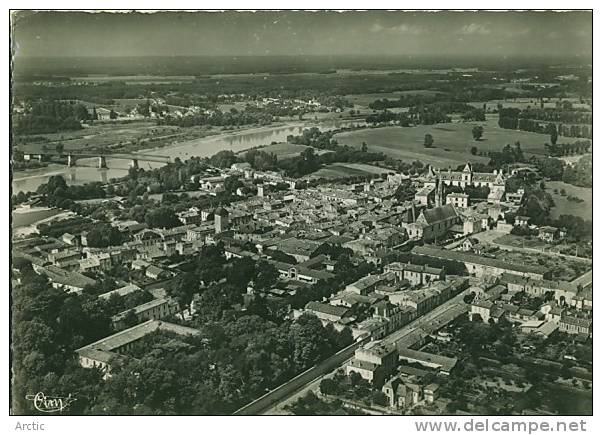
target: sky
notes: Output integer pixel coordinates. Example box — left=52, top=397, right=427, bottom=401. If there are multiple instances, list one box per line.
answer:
left=11, top=10, right=592, bottom=59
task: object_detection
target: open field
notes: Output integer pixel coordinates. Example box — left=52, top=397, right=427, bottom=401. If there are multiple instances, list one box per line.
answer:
left=334, top=115, right=583, bottom=168
left=242, top=142, right=334, bottom=160
left=494, top=234, right=548, bottom=250
left=545, top=181, right=592, bottom=220
left=307, top=162, right=389, bottom=179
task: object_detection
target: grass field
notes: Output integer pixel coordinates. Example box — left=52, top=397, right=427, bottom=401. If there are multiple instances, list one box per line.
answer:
left=333, top=115, right=583, bottom=168
left=545, top=181, right=592, bottom=220
left=494, top=234, right=548, bottom=249
left=246, top=142, right=334, bottom=160
left=308, top=162, right=389, bottom=179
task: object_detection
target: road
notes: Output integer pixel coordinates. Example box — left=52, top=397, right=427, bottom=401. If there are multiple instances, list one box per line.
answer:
left=262, top=286, right=471, bottom=414
left=382, top=288, right=470, bottom=349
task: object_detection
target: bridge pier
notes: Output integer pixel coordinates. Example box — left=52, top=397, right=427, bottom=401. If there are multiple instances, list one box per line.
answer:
left=129, top=159, right=139, bottom=169
left=98, top=156, right=107, bottom=169
left=67, top=155, right=76, bottom=167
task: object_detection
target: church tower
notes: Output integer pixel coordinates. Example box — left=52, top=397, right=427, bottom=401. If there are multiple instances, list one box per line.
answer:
left=435, top=173, right=444, bottom=208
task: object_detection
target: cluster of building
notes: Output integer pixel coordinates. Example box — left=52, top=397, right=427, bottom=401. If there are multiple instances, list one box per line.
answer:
left=12, top=156, right=592, bottom=410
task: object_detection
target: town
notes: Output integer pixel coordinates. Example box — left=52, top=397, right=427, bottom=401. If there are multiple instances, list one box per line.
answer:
left=10, top=10, right=592, bottom=417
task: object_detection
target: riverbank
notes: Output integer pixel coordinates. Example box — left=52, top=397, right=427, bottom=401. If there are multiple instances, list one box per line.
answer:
left=11, top=205, right=67, bottom=238
left=11, top=118, right=365, bottom=193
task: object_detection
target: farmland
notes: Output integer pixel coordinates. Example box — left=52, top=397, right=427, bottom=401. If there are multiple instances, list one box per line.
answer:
left=333, top=115, right=583, bottom=168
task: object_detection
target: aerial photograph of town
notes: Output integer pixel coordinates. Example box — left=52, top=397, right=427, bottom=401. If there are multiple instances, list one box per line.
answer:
left=9, top=9, right=593, bottom=420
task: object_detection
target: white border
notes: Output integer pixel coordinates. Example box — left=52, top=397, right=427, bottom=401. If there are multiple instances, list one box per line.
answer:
left=2, top=2, right=598, bottom=434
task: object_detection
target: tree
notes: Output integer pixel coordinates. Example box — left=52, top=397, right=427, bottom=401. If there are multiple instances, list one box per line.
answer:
left=361, top=142, right=368, bottom=153
left=288, top=313, right=332, bottom=371
left=538, top=157, right=566, bottom=181
left=224, top=175, right=242, bottom=193
left=320, top=378, right=339, bottom=396
left=167, top=272, right=198, bottom=315
left=470, top=146, right=478, bottom=155
left=550, top=124, right=558, bottom=145
left=472, top=125, right=484, bottom=141
left=254, top=261, right=279, bottom=291
left=424, top=133, right=434, bottom=148
left=109, top=110, right=118, bottom=120
left=144, top=206, right=180, bottom=229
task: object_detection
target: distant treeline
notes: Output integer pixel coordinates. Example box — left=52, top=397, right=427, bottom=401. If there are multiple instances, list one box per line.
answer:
left=368, top=88, right=506, bottom=110
left=366, top=102, right=484, bottom=126
left=498, top=107, right=592, bottom=139
left=157, top=108, right=273, bottom=128
left=13, top=100, right=93, bottom=134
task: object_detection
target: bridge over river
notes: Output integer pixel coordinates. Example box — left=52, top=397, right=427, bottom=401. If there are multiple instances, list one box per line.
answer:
left=22, top=150, right=171, bottom=168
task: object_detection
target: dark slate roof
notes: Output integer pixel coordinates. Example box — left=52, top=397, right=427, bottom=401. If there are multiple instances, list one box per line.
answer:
left=422, top=204, right=458, bottom=225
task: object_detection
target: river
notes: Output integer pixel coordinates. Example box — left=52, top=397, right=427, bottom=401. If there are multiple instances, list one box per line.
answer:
left=12, top=119, right=364, bottom=194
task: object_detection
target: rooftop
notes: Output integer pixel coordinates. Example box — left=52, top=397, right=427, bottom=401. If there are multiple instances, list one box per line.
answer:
left=413, top=245, right=548, bottom=276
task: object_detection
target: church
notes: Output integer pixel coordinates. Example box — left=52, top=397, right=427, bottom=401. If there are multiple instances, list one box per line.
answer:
left=404, top=203, right=461, bottom=242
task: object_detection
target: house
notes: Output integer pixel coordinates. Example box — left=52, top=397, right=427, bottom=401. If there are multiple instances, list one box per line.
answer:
left=304, top=301, right=350, bottom=323
left=47, top=249, right=82, bottom=267
left=506, top=189, right=524, bottom=205
left=272, top=238, right=323, bottom=263
left=462, top=237, right=480, bottom=253
left=111, top=298, right=180, bottom=330
left=145, top=265, right=170, bottom=280
left=559, top=316, right=592, bottom=337
left=231, top=162, right=252, bottom=172
left=463, top=217, right=483, bottom=235
left=514, top=216, right=530, bottom=227
left=269, top=260, right=334, bottom=284
left=384, top=262, right=445, bottom=286
left=470, top=299, right=494, bottom=322
left=397, top=348, right=457, bottom=375
left=61, top=233, right=79, bottom=246
left=177, top=209, right=202, bottom=225
left=345, top=273, right=394, bottom=295
left=446, top=193, right=469, bottom=209
left=423, top=383, right=440, bottom=403
left=36, top=265, right=97, bottom=294
left=382, top=377, right=423, bottom=409
left=414, top=185, right=435, bottom=206
left=538, top=226, right=559, bottom=243
left=346, top=341, right=398, bottom=388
